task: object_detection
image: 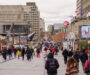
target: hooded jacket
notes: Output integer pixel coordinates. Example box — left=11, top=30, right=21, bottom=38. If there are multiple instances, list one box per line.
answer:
left=45, top=53, right=59, bottom=74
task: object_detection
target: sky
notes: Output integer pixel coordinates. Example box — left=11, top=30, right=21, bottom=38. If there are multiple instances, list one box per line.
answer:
left=0, top=0, right=76, bottom=31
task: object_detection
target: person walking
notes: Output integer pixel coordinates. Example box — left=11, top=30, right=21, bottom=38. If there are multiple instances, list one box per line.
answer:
left=73, top=51, right=80, bottom=68
left=45, top=52, right=59, bottom=75
left=80, top=49, right=88, bottom=70
left=62, top=49, right=68, bottom=64
left=55, top=47, right=59, bottom=55
left=65, top=57, right=79, bottom=75
left=8, top=48, right=12, bottom=60
left=21, top=48, right=25, bottom=60
left=2, top=47, right=7, bottom=61
left=26, top=47, right=32, bottom=61
left=36, top=47, right=40, bottom=57
left=84, top=54, right=90, bottom=75
left=47, top=48, right=50, bottom=55
left=43, top=48, right=47, bottom=61
left=13, top=48, right=17, bottom=58
left=17, top=49, right=21, bottom=59
left=30, top=47, right=34, bottom=59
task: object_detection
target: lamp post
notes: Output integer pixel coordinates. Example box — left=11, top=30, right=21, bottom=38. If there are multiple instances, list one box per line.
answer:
left=87, top=12, right=90, bottom=52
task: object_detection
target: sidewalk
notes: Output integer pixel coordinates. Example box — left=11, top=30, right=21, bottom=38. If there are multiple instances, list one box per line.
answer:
left=0, top=51, right=85, bottom=75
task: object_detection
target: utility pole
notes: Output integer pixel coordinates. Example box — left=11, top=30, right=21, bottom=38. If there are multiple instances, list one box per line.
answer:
left=87, top=12, right=90, bottom=51
left=27, top=22, right=30, bottom=46
left=19, top=32, right=20, bottom=48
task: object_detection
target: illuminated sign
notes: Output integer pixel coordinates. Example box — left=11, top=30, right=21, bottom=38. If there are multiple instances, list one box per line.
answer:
left=81, top=26, right=90, bottom=38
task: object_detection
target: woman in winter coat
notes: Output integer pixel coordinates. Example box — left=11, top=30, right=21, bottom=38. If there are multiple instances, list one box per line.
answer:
left=65, top=57, right=79, bottom=75
left=17, top=49, right=21, bottom=59
left=84, top=54, right=90, bottom=75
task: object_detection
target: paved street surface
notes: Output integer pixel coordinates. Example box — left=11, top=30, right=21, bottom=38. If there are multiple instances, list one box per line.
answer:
left=0, top=51, right=85, bottom=75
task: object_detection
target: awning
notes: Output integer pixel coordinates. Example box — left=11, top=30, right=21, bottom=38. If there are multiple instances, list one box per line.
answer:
left=28, top=32, right=35, bottom=38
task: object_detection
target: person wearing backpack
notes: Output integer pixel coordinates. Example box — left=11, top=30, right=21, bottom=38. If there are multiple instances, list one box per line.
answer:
left=84, top=54, right=90, bottom=75
left=45, top=52, right=59, bottom=75
left=65, top=57, right=79, bottom=75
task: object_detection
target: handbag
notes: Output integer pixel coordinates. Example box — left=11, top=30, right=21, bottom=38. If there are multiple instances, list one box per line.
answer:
left=85, top=66, right=90, bottom=73
left=85, top=60, right=90, bottom=73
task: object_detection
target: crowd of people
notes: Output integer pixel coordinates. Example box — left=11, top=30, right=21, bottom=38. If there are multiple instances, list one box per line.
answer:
left=1, top=46, right=35, bottom=61
left=62, top=48, right=90, bottom=75
left=0, top=40, right=90, bottom=75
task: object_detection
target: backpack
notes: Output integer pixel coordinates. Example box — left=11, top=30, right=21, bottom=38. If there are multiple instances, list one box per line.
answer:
left=49, top=59, right=57, bottom=72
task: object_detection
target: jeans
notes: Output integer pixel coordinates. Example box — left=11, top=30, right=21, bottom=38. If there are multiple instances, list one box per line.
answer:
left=9, top=54, right=12, bottom=59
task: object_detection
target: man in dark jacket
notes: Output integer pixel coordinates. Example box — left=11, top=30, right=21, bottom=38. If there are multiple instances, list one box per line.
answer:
left=21, top=48, right=25, bottom=60
left=68, top=50, right=73, bottom=57
left=62, top=49, right=68, bottom=64
left=73, top=51, right=80, bottom=68
left=73, top=51, right=80, bottom=63
left=8, top=48, right=12, bottom=60
left=45, top=52, right=59, bottom=75
left=26, top=47, right=32, bottom=61
left=80, top=49, right=88, bottom=69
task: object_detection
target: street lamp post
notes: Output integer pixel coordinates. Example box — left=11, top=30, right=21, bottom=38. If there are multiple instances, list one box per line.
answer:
left=87, top=12, right=90, bottom=52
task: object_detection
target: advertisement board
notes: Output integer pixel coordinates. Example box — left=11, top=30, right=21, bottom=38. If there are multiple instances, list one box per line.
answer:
left=81, top=25, right=90, bottom=38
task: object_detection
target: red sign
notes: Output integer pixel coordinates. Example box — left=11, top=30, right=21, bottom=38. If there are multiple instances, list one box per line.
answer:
left=75, top=9, right=80, bottom=13
left=63, top=21, right=69, bottom=27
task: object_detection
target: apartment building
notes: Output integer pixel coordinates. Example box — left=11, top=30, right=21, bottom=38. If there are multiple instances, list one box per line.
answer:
left=0, top=2, right=40, bottom=41
left=77, top=0, right=82, bottom=16
left=40, top=18, right=45, bottom=32
left=82, top=0, right=90, bottom=16
left=67, top=0, right=90, bottom=39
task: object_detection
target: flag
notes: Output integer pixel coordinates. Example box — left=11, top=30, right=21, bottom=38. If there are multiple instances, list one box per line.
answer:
left=75, top=9, right=80, bottom=13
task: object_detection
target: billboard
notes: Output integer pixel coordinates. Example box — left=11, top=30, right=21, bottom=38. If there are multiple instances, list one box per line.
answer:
left=81, top=25, right=90, bottom=38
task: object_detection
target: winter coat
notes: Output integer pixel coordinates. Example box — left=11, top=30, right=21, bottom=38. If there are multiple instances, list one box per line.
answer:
left=36, top=48, right=40, bottom=53
left=26, top=50, right=32, bottom=55
left=55, top=48, right=59, bottom=52
left=62, top=49, right=68, bottom=57
left=45, top=53, right=59, bottom=74
left=21, top=48, right=25, bottom=56
left=73, top=53, right=80, bottom=63
left=2, top=49, right=7, bottom=56
left=65, top=63, right=79, bottom=75
left=8, top=49, right=12, bottom=55
left=80, top=52, right=88, bottom=63
left=68, top=51, right=73, bottom=57
left=17, top=50, right=21, bottom=55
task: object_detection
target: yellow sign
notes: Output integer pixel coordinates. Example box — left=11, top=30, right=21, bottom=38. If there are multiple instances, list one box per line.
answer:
left=88, top=41, right=90, bottom=44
